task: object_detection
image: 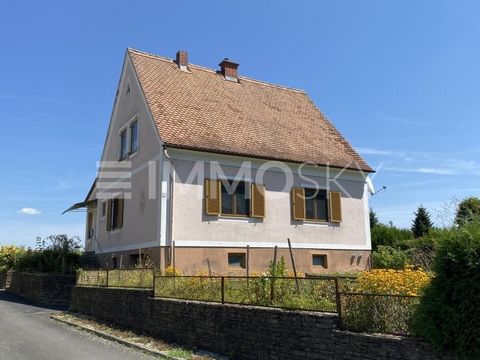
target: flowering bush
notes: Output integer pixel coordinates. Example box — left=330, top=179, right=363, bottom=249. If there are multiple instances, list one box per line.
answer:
left=356, top=266, right=431, bottom=296
left=0, top=245, right=25, bottom=272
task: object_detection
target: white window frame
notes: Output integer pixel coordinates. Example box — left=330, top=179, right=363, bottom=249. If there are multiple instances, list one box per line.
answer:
left=118, top=115, right=139, bottom=161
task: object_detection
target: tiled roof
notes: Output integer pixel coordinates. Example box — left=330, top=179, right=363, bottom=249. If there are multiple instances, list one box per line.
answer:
left=128, top=49, right=372, bottom=172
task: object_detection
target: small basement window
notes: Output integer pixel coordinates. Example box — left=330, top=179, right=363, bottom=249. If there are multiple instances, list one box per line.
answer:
left=228, top=253, right=246, bottom=268
left=312, top=254, right=327, bottom=268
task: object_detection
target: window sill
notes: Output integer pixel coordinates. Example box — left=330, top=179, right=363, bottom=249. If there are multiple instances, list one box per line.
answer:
left=218, top=216, right=254, bottom=223
left=107, top=228, right=122, bottom=235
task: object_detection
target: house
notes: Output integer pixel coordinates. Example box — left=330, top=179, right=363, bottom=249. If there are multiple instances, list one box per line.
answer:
left=65, top=48, right=374, bottom=274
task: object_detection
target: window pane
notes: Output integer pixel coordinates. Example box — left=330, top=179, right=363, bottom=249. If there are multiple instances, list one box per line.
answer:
left=305, top=188, right=316, bottom=220
left=130, top=121, right=138, bottom=153
left=228, top=253, right=246, bottom=268
left=316, top=190, right=328, bottom=221
left=234, top=181, right=250, bottom=215
left=120, top=131, right=128, bottom=160
left=221, top=182, right=233, bottom=215
left=313, top=255, right=327, bottom=268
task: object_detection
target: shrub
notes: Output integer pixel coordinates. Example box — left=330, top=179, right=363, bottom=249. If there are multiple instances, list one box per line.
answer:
left=0, top=245, right=25, bottom=272
left=356, top=266, right=430, bottom=296
left=372, top=245, right=408, bottom=270
left=371, top=224, right=412, bottom=251
left=14, top=234, right=81, bottom=275
left=341, top=267, right=430, bottom=335
left=411, top=222, right=480, bottom=359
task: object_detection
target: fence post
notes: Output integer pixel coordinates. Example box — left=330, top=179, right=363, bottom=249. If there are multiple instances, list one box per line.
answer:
left=106, top=269, right=109, bottom=288
left=335, top=276, right=342, bottom=329
left=221, top=276, right=225, bottom=304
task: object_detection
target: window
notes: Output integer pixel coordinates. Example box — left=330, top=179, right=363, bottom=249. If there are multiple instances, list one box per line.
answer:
left=292, top=188, right=340, bottom=222
left=111, top=257, right=118, bottom=269
left=312, top=254, right=327, bottom=268
left=87, top=212, right=94, bottom=239
left=125, top=82, right=131, bottom=96
left=106, top=197, right=124, bottom=231
left=304, top=188, right=328, bottom=221
left=129, top=120, right=139, bottom=154
left=119, top=130, right=128, bottom=161
left=228, top=253, right=246, bottom=268
left=220, top=180, right=250, bottom=217
left=101, top=201, right=106, bottom=217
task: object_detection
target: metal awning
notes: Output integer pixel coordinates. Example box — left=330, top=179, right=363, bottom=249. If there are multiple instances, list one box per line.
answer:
left=62, top=199, right=97, bottom=214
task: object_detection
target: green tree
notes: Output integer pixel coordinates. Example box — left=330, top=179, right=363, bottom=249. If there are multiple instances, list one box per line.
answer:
left=411, top=205, right=434, bottom=238
left=369, top=209, right=379, bottom=229
left=371, top=224, right=412, bottom=251
left=455, top=196, right=480, bottom=226
left=412, top=222, right=480, bottom=359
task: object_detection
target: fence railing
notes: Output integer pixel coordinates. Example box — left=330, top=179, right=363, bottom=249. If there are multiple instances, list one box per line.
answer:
left=153, top=275, right=358, bottom=313
left=76, top=268, right=155, bottom=289
left=76, top=270, right=421, bottom=335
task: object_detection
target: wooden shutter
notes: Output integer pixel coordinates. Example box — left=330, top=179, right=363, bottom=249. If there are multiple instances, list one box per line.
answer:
left=205, top=179, right=221, bottom=215
left=106, top=199, right=112, bottom=231
left=251, top=183, right=266, bottom=218
left=291, top=188, right=306, bottom=221
left=117, top=198, right=124, bottom=228
left=329, top=191, right=342, bottom=223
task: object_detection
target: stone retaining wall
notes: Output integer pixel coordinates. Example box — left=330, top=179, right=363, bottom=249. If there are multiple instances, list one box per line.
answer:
left=0, top=271, right=6, bottom=289
left=71, top=286, right=452, bottom=360
left=7, top=272, right=76, bottom=307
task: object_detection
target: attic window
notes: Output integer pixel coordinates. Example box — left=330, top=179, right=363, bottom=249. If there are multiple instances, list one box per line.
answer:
left=126, top=82, right=131, bottom=96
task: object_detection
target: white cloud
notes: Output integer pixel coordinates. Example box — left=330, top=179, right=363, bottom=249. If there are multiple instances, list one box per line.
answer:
left=18, top=207, right=42, bottom=216
left=357, top=147, right=398, bottom=156
left=383, top=167, right=457, bottom=175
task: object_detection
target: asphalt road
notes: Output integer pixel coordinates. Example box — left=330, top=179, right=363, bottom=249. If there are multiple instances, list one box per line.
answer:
left=0, top=290, right=158, bottom=360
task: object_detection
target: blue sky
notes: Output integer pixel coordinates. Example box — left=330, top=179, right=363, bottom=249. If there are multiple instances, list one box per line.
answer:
left=1, top=1, right=479, bottom=247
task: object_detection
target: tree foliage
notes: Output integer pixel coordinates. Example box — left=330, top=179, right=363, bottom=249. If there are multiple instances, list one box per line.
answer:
left=369, top=208, right=380, bottom=229
left=411, top=205, right=434, bottom=238
left=411, top=222, right=480, bottom=359
left=455, top=196, right=480, bottom=226
left=0, top=246, right=25, bottom=272
left=14, top=234, right=81, bottom=275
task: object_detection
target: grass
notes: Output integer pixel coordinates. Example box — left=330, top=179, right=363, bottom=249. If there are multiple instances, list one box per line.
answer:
left=53, top=312, right=221, bottom=360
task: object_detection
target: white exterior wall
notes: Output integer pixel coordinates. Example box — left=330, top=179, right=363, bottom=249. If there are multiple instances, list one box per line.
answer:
left=93, top=54, right=164, bottom=255
left=170, top=149, right=371, bottom=251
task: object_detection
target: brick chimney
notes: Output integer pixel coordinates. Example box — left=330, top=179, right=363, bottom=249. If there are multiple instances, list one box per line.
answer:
left=176, top=50, right=188, bottom=70
left=219, top=58, right=239, bottom=82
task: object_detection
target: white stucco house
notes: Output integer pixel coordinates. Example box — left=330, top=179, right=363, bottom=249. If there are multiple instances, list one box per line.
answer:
left=66, top=48, right=374, bottom=274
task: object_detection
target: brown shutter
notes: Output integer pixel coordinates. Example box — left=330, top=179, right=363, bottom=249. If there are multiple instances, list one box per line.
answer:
left=329, top=191, right=342, bottom=223
left=106, top=199, right=112, bottom=231
left=251, top=183, right=265, bottom=218
left=117, top=197, right=124, bottom=228
left=291, top=188, right=306, bottom=221
left=205, top=179, right=221, bottom=215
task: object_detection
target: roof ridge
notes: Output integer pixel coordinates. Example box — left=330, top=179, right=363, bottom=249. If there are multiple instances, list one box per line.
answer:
left=127, top=48, right=306, bottom=94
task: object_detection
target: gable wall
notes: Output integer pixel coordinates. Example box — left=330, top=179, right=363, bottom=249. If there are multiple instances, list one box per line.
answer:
left=94, top=55, right=163, bottom=259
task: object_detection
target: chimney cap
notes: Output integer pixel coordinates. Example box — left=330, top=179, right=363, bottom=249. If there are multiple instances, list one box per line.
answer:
left=219, top=58, right=239, bottom=68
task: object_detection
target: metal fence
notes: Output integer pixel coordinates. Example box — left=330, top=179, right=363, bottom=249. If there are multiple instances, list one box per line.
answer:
left=153, top=275, right=357, bottom=313
left=76, top=268, right=155, bottom=289
left=76, top=270, right=421, bottom=335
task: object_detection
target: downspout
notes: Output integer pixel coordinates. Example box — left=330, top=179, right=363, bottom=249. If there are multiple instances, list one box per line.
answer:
left=163, top=146, right=175, bottom=266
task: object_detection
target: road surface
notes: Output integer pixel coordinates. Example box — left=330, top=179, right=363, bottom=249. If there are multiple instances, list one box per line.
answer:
left=0, top=290, right=158, bottom=360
